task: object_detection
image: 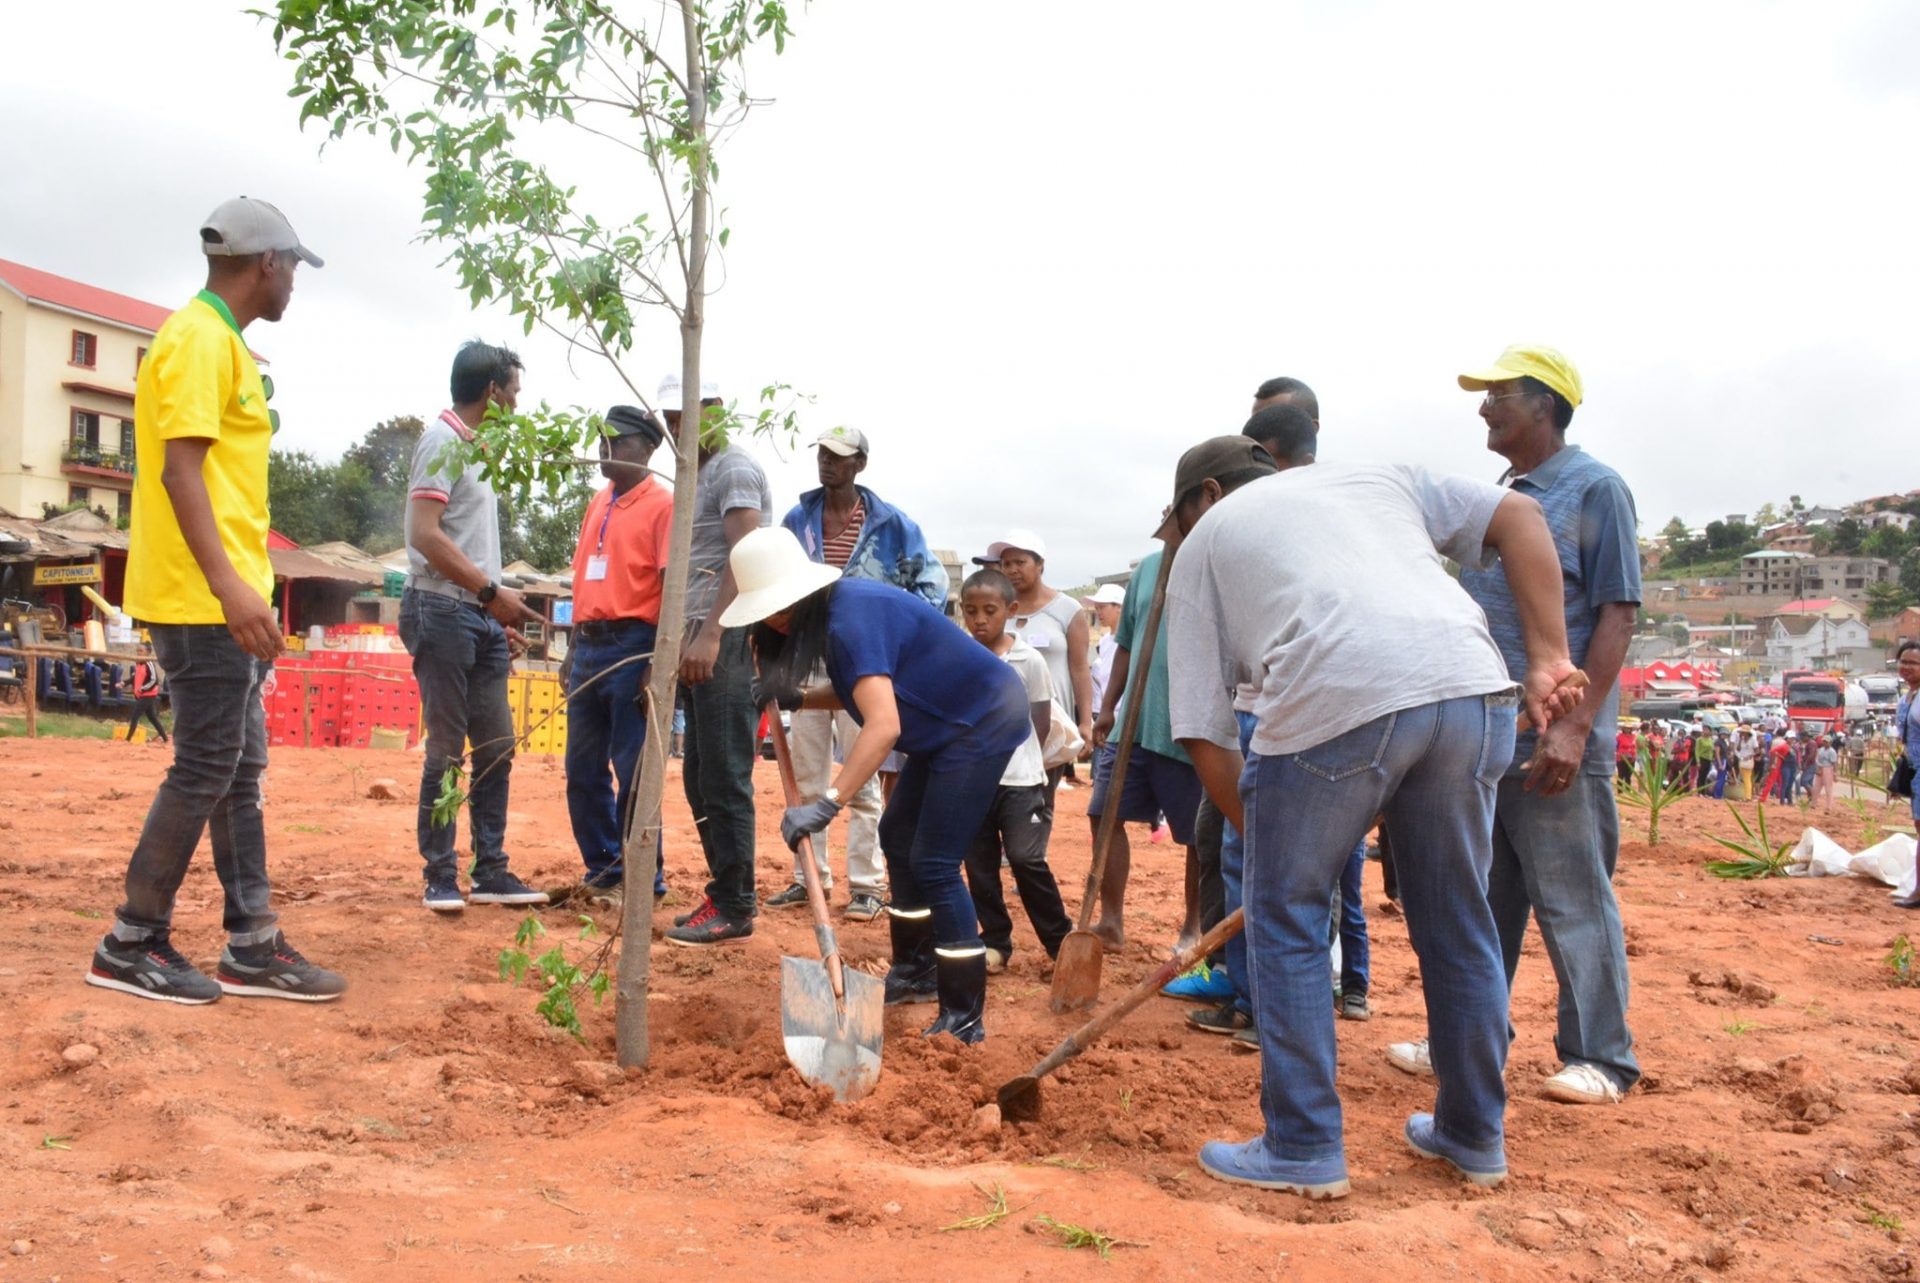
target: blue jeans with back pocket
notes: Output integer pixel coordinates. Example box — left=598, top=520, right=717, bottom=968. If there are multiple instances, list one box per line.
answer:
left=1240, top=692, right=1514, bottom=1162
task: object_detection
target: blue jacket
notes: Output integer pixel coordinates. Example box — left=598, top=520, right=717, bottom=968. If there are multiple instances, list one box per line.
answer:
left=782, top=484, right=948, bottom=610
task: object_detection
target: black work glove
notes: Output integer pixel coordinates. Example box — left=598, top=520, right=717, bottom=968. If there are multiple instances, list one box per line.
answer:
left=752, top=675, right=803, bottom=714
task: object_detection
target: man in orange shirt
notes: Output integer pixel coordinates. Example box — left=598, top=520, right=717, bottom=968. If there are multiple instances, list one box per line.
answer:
left=564, top=405, right=674, bottom=899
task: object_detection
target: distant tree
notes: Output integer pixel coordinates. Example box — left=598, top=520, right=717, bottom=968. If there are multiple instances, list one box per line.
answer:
left=267, top=449, right=342, bottom=545
left=1668, top=619, right=1692, bottom=648
left=1827, top=516, right=1864, bottom=554
left=341, top=415, right=424, bottom=490
left=1660, top=515, right=1690, bottom=544
left=514, top=473, right=595, bottom=574
left=1865, top=524, right=1910, bottom=562
left=1788, top=494, right=1805, bottom=515
left=1866, top=581, right=1912, bottom=620
left=1901, top=548, right=1920, bottom=599
left=1754, top=501, right=1781, bottom=527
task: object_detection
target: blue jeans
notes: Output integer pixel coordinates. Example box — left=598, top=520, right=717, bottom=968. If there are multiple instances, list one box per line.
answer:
left=400, top=589, right=515, bottom=885
left=1488, top=772, right=1638, bottom=1090
left=1334, top=839, right=1369, bottom=994
left=1220, top=710, right=1256, bottom=1016
left=879, top=733, right=1019, bottom=950
left=1241, top=692, right=1513, bottom=1160
left=564, top=622, right=661, bottom=890
left=114, top=625, right=278, bottom=946
left=682, top=627, right=759, bottom=920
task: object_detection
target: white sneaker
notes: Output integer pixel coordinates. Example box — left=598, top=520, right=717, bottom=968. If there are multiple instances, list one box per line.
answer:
left=984, top=947, right=1008, bottom=974
left=1386, top=1038, right=1434, bottom=1077
left=1542, top=1062, right=1623, bottom=1104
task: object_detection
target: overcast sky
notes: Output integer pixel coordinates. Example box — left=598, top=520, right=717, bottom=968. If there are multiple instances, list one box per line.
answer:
left=6, top=1, right=1919, bottom=584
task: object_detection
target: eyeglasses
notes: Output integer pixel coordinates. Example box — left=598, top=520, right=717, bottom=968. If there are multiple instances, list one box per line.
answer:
left=1481, top=389, right=1539, bottom=408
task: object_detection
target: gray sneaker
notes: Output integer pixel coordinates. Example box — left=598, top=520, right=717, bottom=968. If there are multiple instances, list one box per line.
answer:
left=216, top=933, right=348, bottom=1002
left=86, top=934, right=221, bottom=1005
left=845, top=892, right=884, bottom=922
left=765, top=883, right=811, bottom=911
left=1338, top=990, right=1371, bottom=1021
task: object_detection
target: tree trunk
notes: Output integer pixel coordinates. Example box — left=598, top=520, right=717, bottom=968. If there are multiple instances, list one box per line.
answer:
left=614, top=0, right=712, bottom=1070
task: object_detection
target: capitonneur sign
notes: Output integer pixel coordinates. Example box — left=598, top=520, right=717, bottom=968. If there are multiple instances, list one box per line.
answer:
left=32, top=563, right=101, bottom=587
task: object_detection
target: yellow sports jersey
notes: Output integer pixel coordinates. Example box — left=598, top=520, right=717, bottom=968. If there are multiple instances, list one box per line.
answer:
left=124, top=291, right=274, bottom=624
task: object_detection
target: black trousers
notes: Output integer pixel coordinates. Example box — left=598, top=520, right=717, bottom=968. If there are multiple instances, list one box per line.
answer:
left=962, top=783, right=1071, bottom=959
left=127, top=697, right=167, bottom=740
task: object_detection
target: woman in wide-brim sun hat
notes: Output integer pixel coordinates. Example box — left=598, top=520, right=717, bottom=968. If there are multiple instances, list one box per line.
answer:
left=722, top=526, right=1030, bottom=1044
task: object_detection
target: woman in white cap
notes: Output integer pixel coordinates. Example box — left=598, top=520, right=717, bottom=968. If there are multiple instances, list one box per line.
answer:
left=983, top=530, right=1092, bottom=798
left=723, top=527, right=1030, bottom=1044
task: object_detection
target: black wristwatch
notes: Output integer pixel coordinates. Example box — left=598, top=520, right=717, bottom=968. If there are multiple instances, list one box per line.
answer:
left=477, top=581, right=499, bottom=605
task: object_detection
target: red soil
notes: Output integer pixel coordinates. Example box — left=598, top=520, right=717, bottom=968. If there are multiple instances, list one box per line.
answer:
left=1, top=732, right=1917, bottom=1280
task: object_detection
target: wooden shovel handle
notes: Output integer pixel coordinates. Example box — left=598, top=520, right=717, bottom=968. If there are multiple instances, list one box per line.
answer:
left=767, top=712, right=849, bottom=1004
left=1031, top=909, right=1245, bottom=1083
left=1076, top=543, right=1179, bottom=932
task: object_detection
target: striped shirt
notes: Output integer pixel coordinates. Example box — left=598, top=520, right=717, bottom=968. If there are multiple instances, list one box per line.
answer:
left=820, top=498, right=866, bottom=569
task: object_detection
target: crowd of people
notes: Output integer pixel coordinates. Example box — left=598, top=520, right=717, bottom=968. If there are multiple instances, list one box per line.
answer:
left=1617, top=717, right=1875, bottom=810
left=97, top=194, right=1905, bottom=1205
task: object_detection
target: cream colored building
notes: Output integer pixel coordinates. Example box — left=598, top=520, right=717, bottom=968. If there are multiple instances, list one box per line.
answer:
left=0, top=259, right=176, bottom=523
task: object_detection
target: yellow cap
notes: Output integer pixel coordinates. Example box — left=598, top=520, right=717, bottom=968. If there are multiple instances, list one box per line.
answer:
left=1457, top=344, right=1583, bottom=408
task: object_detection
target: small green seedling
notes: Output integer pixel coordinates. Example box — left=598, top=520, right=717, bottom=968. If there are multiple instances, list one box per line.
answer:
left=940, top=1182, right=1020, bottom=1232
left=1889, top=935, right=1918, bottom=988
left=1033, top=1214, right=1129, bottom=1258
left=40, top=1135, right=72, bottom=1151
left=1704, top=802, right=1794, bottom=879
left=1723, top=1018, right=1757, bottom=1036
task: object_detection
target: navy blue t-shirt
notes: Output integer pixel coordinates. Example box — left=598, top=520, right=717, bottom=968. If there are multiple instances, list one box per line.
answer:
left=825, top=578, right=1028, bottom=759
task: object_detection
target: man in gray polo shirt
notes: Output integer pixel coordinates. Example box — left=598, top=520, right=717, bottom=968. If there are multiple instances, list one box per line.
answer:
left=660, top=373, right=773, bottom=947
left=401, top=340, right=547, bottom=913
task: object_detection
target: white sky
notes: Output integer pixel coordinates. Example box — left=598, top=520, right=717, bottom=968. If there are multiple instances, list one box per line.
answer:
left=5, top=0, right=1919, bottom=584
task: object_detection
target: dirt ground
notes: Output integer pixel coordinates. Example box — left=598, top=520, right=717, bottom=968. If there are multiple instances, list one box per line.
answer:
left=2, top=731, right=1918, bottom=1282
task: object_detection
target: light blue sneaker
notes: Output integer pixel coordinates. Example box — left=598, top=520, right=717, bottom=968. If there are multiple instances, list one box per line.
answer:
left=1160, top=959, right=1233, bottom=1001
left=1404, top=1112, right=1507, bottom=1187
left=1197, top=1136, right=1350, bottom=1199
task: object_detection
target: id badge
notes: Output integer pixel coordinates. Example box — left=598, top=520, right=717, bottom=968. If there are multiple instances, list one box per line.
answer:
left=586, top=555, right=609, bottom=581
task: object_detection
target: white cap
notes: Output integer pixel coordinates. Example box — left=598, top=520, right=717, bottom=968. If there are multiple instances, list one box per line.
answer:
left=1084, top=583, right=1127, bottom=606
left=977, top=529, right=1048, bottom=564
left=200, top=197, right=324, bottom=267
left=814, top=425, right=870, bottom=457
left=657, top=372, right=722, bottom=407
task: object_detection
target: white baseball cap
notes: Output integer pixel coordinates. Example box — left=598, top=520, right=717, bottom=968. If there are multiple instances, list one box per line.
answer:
left=657, top=372, right=722, bottom=407
left=975, top=529, right=1048, bottom=564
left=1084, top=583, right=1127, bottom=606
left=200, top=197, right=324, bottom=267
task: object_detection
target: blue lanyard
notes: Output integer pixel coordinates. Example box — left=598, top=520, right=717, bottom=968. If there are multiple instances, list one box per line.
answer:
left=595, top=491, right=618, bottom=554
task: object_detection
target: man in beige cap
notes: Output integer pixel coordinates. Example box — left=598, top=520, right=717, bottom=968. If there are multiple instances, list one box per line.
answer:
left=85, top=198, right=344, bottom=1005
left=1387, top=345, right=1643, bottom=1109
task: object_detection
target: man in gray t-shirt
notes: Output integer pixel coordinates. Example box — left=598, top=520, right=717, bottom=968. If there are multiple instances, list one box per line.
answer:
left=400, top=341, right=545, bottom=914
left=658, top=374, right=773, bottom=947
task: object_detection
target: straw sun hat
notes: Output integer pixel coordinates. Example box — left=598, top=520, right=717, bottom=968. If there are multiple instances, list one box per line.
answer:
left=719, top=527, right=842, bottom=628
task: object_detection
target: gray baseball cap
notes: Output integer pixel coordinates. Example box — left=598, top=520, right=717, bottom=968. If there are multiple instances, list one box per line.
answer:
left=200, top=197, right=324, bottom=267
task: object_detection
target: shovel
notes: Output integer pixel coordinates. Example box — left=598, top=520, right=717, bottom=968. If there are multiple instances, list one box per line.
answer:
left=1003, top=908, right=1243, bottom=1121
left=1049, top=543, right=1178, bottom=1013
left=767, top=714, right=885, bottom=1102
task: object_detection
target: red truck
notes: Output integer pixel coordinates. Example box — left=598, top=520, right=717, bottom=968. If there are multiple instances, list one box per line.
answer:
left=1784, top=673, right=1849, bottom=736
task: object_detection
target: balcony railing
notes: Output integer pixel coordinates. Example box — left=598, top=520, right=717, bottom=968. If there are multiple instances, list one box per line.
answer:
left=62, top=443, right=134, bottom=475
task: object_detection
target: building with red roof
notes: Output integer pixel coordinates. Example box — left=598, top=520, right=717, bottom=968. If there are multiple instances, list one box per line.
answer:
left=0, top=257, right=268, bottom=524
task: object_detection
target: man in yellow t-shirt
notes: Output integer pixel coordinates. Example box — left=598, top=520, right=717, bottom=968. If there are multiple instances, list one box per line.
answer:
left=86, top=197, right=345, bottom=1006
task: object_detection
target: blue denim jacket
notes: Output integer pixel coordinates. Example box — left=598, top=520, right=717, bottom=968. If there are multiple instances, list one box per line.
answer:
left=782, top=485, right=949, bottom=609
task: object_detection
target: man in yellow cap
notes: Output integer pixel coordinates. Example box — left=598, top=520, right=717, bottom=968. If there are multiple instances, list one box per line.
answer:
left=1386, top=345, right=1642, bottom=1107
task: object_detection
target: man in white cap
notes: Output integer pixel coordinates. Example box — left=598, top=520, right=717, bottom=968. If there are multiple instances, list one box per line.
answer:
left=658, top=373, right=774, bottom=947
left=1387, top=345, right=1643, bottom=1108
left=772, top=425, right=948, bottom=921
left=86, top=197, right=345, bottom=1005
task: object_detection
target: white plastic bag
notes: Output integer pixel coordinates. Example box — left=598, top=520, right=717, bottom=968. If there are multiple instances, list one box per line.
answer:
left=1847, top=833, right=1916, bottom=888
left=1786, top=827, right=1853, bottom=878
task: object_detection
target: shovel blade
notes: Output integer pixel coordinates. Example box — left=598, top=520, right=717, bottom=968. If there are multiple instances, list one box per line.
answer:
left=780, top=955, right=885, bottom=1102
left=997, top=1074, right=1043, bottom=1122
left=1048, top=929, right=1105, bottom=1013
